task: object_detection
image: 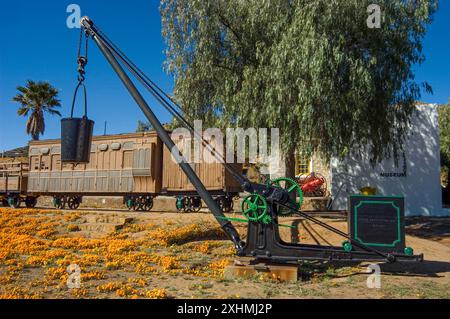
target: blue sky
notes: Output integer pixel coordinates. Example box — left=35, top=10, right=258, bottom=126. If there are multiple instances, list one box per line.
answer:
left=0, top=1, right=449, bottom=151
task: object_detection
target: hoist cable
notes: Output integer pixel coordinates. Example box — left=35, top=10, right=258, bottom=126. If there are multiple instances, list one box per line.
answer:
left=97, top=28, right=184, bottom=114
left=95, top=31, right=226, bottom=155
left=115, top=50, right=246, bottom=184
left=77, top=28, right=83, bottom=59
left=275, top=201, right=391, bottom=259
left=93, top=29, right=248, bottom=184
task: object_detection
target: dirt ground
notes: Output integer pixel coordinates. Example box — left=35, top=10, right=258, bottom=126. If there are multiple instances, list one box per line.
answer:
left=0, top=206, right=449, bottom=299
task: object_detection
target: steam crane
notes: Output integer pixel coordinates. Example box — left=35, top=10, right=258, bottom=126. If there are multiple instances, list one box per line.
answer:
left=72, top=16, right=422, bottom=263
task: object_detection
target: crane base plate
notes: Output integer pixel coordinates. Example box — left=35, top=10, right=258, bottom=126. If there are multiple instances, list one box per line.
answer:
left=224, top=258, right=298, bottom=282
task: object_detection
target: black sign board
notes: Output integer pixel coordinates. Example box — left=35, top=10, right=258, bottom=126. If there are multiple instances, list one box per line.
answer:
left=348, top=195, right=405, bottom=253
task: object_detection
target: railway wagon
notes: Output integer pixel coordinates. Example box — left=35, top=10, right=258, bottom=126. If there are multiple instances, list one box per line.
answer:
left=162, top=133, right=242, bottom=212
left=1, top=131, right=242, bottom=212
left=27, top=131, right=163, bottom=210
left=0, top=162, right=38, bottom=208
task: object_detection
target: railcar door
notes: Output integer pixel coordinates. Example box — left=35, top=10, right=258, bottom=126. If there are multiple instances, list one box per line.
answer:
left=132, top=142, right=156, bottom=193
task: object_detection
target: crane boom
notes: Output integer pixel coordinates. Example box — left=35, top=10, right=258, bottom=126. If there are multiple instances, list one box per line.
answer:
left=80, top=16, right=245, bottom=252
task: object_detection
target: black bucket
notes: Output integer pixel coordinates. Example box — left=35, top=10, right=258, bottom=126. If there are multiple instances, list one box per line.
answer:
left=61, top=117, right=94, bottom=163
left=61, top=82, right=94, bottom=163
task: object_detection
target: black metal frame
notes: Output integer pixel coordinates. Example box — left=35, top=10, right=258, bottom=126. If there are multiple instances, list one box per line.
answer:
left=243, top=204, right=423, bottom=262
left=79, top=16, right=422, bottom=264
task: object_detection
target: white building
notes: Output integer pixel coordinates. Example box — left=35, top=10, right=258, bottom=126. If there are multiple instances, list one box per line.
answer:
left=329, top=103, right=449, bottom=216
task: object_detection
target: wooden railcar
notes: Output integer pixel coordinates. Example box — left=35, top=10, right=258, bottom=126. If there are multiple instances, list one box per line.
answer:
left=1, top=131, right=242, bottom=212
left=0, top=162, right=38, bottom=208
left=27, top=132, right=163, bottom=210
left=162, top=133, right=241, bottom=212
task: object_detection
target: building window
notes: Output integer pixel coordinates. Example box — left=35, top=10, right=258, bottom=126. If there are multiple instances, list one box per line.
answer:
left=296, top=153, right=311, bottom=176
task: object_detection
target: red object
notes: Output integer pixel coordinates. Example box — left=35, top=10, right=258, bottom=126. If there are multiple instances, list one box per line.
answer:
left=297, top=172, right=328, bottom=197
left=302, top=178, right=324, bottom=193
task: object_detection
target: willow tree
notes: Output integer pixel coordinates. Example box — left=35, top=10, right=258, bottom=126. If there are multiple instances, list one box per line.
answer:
left=160, top=0, right=436, bottom=177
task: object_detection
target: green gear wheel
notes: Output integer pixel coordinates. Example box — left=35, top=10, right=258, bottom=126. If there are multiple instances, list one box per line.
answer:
left=241, top=194, right=269, bottom=222
left=261, top=214, right=272, bottom=225
left=270, top=177, right=304, bottom=215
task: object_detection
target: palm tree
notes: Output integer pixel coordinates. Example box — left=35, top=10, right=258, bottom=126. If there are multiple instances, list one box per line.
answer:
left=12, top=80, right=62, bottom=140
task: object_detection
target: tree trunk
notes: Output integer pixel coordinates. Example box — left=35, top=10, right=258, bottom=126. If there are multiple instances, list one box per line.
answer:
left=285, top=150, right=296, bottom=179
left=32, top=134, right=39, bottom=141
left=447, top=170, right=450, bottom=188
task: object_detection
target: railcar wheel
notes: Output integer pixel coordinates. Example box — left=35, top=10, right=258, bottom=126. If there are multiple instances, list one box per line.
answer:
left=222, top=196, right=234, bottom=212
left=8, top=196, right=20, bottom=209
left=175, top=196, right=185, bottom=212
left=67, top=196, right=81, bottom=210
left=134, top=196, right=146, bottom=211
left=53, top=196, right=66, bottom=210
left=25, top=197, right=37, bottom=208
left=125, top=196, right=136, bottom=211
left=1, top=199, right=8, bottom=207
left=214, top=197, right=225, bottom=213
left=190, top=197, right=202, bottom=212
left=229, top=197, right=234, bottom=210
left=143, top=196, right=154, bottom=211
left=183, top=197, right=193, bottom=213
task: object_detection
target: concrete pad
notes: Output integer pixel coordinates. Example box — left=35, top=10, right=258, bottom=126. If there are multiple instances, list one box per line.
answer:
left=224, top=258, right=299, bottom=282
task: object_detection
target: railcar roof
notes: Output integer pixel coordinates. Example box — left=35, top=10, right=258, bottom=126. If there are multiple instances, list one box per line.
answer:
left=28, top=130, right=167, bottom=146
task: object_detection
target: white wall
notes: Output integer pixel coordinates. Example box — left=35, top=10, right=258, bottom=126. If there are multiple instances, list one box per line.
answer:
left=330, top=104, right=449, bottom=216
